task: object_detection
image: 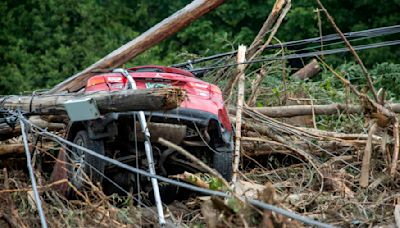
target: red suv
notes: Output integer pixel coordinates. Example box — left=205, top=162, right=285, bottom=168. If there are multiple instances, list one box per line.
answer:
left=64, top=65, right=233, bottom=194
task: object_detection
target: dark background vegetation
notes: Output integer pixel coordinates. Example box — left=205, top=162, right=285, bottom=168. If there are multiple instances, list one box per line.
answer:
left=0, top=0, right=399, bottom=94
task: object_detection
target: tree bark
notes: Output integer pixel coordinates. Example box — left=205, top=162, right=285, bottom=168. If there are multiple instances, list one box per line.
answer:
left=1, top=87, right=185, bottom=115
left=47, top=0, right=225, bottom=94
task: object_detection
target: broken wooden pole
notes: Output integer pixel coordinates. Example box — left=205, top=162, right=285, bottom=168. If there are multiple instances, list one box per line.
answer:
left=232, top=45, right=247, bottom=184
left=0, top=87, right=185, bottom=116
left=292, top=59, right=321, bottom=80
left=360, top=123, right=378, bottom=188
left=48, top=0, right=225, bottom=94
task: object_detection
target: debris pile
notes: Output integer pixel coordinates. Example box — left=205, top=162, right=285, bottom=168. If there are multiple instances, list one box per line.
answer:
left=0, top=0, right=400, bottom=227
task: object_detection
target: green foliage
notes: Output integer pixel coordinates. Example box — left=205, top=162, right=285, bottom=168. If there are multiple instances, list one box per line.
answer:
left=0, top=0, right=399, bottom=94
left=373, top=63, right=400, bottom=101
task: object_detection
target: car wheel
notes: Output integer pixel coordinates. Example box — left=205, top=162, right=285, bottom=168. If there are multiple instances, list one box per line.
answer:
left=213, top=150, right=233, bottom=181
left=68, top=130, right=105, bottom=191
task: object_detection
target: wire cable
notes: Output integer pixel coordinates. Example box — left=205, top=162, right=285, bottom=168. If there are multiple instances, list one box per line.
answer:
left=172, top=24, right=400, bottom=68
left=14, top=112, right=336, bottom=228
left=19, top=114, right=48, bottom=228
left=189, top=40, right=400, bottom=74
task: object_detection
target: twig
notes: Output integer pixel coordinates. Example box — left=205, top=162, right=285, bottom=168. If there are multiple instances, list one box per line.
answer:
left=360, top=122, right=377, bottom=188
left=247, top=68, right=267, bottom=106
left=315, top=0, right=378, bottom=101
left=1, top=168, right=28, bottom=228
left=0, top=179, right=68, bottom=194
left=380, top=131, right=389, bottom=165
left=232, top=45, right=247, bottom=184
left=318, top=58, right=395, bottom=119
left=158, top=137, right=229, bottom=187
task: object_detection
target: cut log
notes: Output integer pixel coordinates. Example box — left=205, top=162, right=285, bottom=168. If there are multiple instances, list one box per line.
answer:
left=0, top=142, right=55, bottom=157
left=0, top=143, right=29, bottom=156
left=228, top=103, right=400, bottom=118
left=47, top=0, right=225, bottom=94
left=0, top=87, right=185, bottom=115
left=292, top=59, right=321, bottom=80
left=0, top=117, right=65, bottom=140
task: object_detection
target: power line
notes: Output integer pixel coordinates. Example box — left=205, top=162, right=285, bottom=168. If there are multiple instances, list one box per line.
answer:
left=19, top=114, right=48, bottom=228
left=189, top=39, right=400, bottom=74
left=171, top=24, right=400, bottom=68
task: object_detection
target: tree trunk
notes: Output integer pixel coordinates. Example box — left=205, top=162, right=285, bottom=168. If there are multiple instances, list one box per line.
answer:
left=1, top=87, right=185, bottom=115
left=47, top=0, right=225, bottom=94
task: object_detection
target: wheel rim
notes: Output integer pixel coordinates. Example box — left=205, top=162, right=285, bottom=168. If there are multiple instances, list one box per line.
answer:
left=71, top=137, right=86, bottom=187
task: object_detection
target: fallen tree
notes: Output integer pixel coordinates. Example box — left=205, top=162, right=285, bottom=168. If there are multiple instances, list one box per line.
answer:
left=0, top=87, right=185, bottom=116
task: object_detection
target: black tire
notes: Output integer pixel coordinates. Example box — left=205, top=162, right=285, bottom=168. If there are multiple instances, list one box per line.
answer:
left=213, top=150, right=233, bottom=181
left=68, top=130, right=105, bottom=191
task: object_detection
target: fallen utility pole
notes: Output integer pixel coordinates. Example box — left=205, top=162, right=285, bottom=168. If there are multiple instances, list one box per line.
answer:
left=228, top=103, right=400, bottom=118
left=48, top=0, right=225, bottom=94
left=0, top=87, right=185, bottom=115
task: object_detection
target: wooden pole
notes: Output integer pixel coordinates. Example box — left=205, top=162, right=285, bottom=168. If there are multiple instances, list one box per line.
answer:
left=0, top=87, right=185, bottom=115
left=232, top=45, right=247, bottom=184
left=47, top=0, right=225, bottom=94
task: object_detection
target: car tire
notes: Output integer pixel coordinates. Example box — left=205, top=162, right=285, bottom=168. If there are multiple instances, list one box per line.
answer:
left=68, top=130, right=105, bottom=191
left=213, top=150, right=233, bottom=181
